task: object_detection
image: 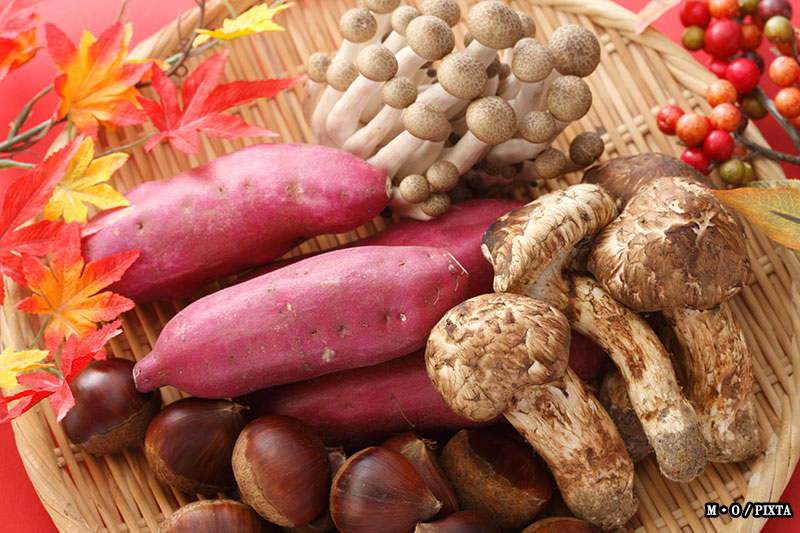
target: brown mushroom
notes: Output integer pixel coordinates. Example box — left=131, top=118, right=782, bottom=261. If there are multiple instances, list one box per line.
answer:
left=599, top=366, right=653, bottom=463
left=464, top=1, right=523, bottom=66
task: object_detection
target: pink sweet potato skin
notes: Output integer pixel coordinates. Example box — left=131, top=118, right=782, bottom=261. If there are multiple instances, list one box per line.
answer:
left=237, top=351, right=490, bottom=448
left=133, top=246, right=468, bottom=398
left=83, top=143, right=390, bottom=301
left=247, top=198, right=523, bottom=297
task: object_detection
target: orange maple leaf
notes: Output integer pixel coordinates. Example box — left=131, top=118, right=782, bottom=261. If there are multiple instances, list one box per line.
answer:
left=0, top=0, right=43, bottom=81
left=46, top=21, right=151, bottom=138
left=16, top=225, right=139, bottom=346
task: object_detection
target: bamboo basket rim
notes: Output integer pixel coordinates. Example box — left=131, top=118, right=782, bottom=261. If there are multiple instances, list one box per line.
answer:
left=2, top=0, right=799, bottom=532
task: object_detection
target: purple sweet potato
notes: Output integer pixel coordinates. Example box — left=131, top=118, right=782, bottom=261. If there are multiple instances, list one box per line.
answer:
left=237, top=351, right=490, bottom=448
left=133, top=245, right=468, bottom=398
left=83, top=143, right=390, bottom=301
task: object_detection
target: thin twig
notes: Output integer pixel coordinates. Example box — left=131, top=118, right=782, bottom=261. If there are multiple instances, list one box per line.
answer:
left=116, top=0, right=129, bottom=22
left=93, top=133, right=155, bottom=158
left=0, top=160, right=35, bottom=170
left=8, top=85, right=53, bottom=140
left=752, top=87, right=800, bottom=153
left=27, top=317, right=53, bottom=351
left=0, top=118, right=59, bottom=154
left=221, top=0, right=237, bottom=18
left=792, top=32, right=800, bottom=68
left=735, top=133, right=800, bottom=165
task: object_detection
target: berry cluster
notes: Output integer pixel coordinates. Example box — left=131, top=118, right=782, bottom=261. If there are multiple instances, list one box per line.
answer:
left=657, top=78, right=755, bottom=185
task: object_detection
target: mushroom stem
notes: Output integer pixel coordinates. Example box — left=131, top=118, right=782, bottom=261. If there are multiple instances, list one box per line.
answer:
left=344, top=105, right=403, bottom=159
left=396, top=141, right=445, bottom=177
left=663, top=304, right=762, bottom=462
left=440, top=132, right=491, bottom=175
left=327, top=78, right=383, bottom=147
left=367, top=130, right=430, bottom=177
left=302, top=80, right=325, bottom=125
left=311, top=87, right=345, bottom=146
left=599, top=366, right=653, bottom=463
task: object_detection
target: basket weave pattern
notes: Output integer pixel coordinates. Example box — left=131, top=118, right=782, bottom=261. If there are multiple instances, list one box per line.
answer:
left=1, top=0, right=799, bottom=531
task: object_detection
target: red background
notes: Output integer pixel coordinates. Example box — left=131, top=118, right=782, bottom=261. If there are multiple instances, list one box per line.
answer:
left=0, top=0, right=797, bottom=532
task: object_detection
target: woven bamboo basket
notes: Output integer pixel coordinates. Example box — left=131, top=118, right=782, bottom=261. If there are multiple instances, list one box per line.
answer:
left=2, top=0, right=799, bottom=531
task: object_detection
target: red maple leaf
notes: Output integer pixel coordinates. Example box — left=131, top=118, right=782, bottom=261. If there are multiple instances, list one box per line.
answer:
left=137, top=50, right=305, bottom=154
left=0, top=137, right=82, bottom=302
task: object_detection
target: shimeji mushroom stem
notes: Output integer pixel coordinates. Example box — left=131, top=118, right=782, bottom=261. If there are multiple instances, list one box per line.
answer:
left=368, top=130, right=429, bottom=176
left=396, top=141, right=445, bottom=177
left=663, top=303, right=761, bottom=462
left=344, top=105, right=402, bottom=159
left=441, top=132, right=491, bottom=175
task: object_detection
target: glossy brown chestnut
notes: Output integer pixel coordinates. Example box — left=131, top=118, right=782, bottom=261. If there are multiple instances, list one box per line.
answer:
left=383, top=433, right=459, bottom=519
left=233, top=415, right=332, bottom=528
left=61, top=358, right=161, bottom=455
left=521, top=516, right=601, bottom=532
left=285, top=448, right=347, bottom=533
left=145, top=398, right=248, bottom=494
left=159, top=499, right=281, bottom=533
left=414, top=510, right=500, bottom=532
left=331, top=446, right=442, bottom=533
left=439, top=429, right=553, bottom=531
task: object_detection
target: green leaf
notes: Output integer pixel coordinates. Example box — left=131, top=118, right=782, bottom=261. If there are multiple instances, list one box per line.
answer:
left=713, top=187, right=800, bottom=250
left=748, top=180, right=800, bottom=190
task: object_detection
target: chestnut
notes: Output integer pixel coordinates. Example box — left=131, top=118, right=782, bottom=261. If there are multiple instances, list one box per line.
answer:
left=159, top=499, right=281, bottom=532
left=521, top=516, right=601, bottom=532
left=382, top=433, right=459, bottom=519
left=439, top=429, right=553, bottom=531
left=145, top=398, right=248, bottom=494
left=330, top=446, right=441, bottom=533
left=233, top=415, right=332, bottom=528
left=415, top=510, right=500, bottom=532
left=284, top=448, right=347, bottom=533
left=61, top=358, right=161, bottom=455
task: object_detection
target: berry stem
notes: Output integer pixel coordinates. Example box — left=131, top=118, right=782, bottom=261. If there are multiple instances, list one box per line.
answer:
left=734, top=133, right=800, bottom=164
left=752, top=87, right=800, bottom=152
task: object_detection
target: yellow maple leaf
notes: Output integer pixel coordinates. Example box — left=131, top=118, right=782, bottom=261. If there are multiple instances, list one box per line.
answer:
left=43, top=137, right=129, bottom=224
left=193, top=2, right=293, bottom=47
left=0, top=347, right=51, bottom=390
left=713, top=185, right=800, bottom=251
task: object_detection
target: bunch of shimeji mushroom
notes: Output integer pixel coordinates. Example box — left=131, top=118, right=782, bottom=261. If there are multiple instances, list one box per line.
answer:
left=303, top=0, right=604, bottom=219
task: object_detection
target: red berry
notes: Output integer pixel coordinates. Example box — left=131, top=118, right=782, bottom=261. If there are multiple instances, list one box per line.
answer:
left=710, top=103, right=741, bottom=131
left=704, top=19, right=743, bottom=60
left=775, top=87, right=800, bottom=119
left=725, top=58, right=761, bottom=94
left=681, top=147, right=711, bottom=174
left=676, top=112, right=711, bottom=146
left=732, top=141, right=748, bottom=157
left=757, top=0, right=793, bottom=24
left=741, top=23, right=763, bottom=50
left=680, top=0, right=712, bottom=28
left=657, top=105, right=685, bottom=135
left=709, top=0, right=739, bottom=18
left=790, top=115, right=800, bottom=131
left=709, top=59, right=730, bottom=78
left=706, top=79, right=738, bottom=106
left=703, top=129, right=735, bottom=161
left=768, top=56, right=800, bottom=87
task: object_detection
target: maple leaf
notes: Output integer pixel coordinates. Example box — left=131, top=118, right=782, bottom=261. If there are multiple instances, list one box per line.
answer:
left=137, top=50, right=305, bottom=154
left=0, top=346, right=51, bottom=390
left=713, top=184, right=800, bottom=251
left=0, top=0, right=43, bottom=79
left=16, top=225, right=138, bottom=345
left=635, top=0, right=680, bottom=34
left=193, top=2, right=293, bottom=47
left=46, top=21, right=151, bottom=138
left=43, top=136, right=130, bottom=224
left=0, top=137, right=82, bottom=301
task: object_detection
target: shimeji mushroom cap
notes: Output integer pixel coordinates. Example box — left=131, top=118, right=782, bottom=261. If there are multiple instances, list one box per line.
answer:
left=421, top=0, right=461, bottom=27
left=391, top=6, right=420, bottom=36
left=421, top=192, right=452, bottom=216
left=589, top=177, right=751, bottom=312
left=569, top=132, right=605, bottom=167
left=548, top=23, right=601, bottom=77
left=520, top=111, right=556, bottom=143
left=364, top=0, right=401, bottom=14
left=382, top=77, right=418, bottom=108
left=482, top=184, right=618, bottom=294
left=403, top=102, right=452, bottom=142
left=467, top=0, right=523, bottom=50
left=437, top=52, right=489, bottom=100
left=399, top=174, right=430, bottom=203
left=466, top=96, right=517, bottom=145
left=425, top=293, right=571, bottom=422
left=327, top=61, right=359, bottom=91
left=546, top=76, right=592, bottom=122
left=512, top=38, right=553, bottom=83
left=308, top=53, right=331, bottom=83
left=405, top=15, right=456, bottom=61
left=356, top=45, right=398, bottom=81
left=426, top=160, right=459, bottom=192
left=533, top=148, right=566, bottom=179
left=516, top=10, right=536, bottom=37
left=339, top=8, right=378, bottom=43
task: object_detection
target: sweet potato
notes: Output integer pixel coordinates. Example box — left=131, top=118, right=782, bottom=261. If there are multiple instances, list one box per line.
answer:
left=83, top=143, right=390, bottom=301
left=237, top=351, right=489, bottom=448
left=133, top=245, right=468, bottom=398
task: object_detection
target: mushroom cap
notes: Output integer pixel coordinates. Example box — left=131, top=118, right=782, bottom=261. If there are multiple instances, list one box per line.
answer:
left=421, top=0, right=461, bottom=27
left=382, top=76, right=418, bottom=108
left=307, top=53, right=331, bottom=83
left=569, top=132, right=605, bottom=167
left=520, top=111, right=556, bottom=144
left=356, top=45, right=398, bottom=81
left=406, top=15, right=456, bottom=61
left=512, top=38, right=553, bottom=83
left=482, top=183, right=618, bottom=294
left=548, top=24, right=601, bottom=77
left=403, top=102, right=452, bottom=142
left=534, top=148, right=566, bottom=179
left=486, top=56, right=501, bottom=78
left=339, top=7, right=378, bottom=43
left=498, top=62, right=511, bottom=80
left=588, top=177, right=751, bottom=312
left=426, top=160, right=460, bottom=192
left=582, top=152, right=713, bottom=208
left=391, top=6, right=420, bottom=35
left=326, top=61, right=359, bottom=91
left=516, top=10, right=536, bottom=38
left=364, top=0, right=401, bottom=15
left=421, top=192, right=452, bottom=217
left=466, top=96, right=517, bottom=145
left=467, top=1, right=523, bottom=50
left=438, top=52, right=489, bottom=100
left=546, top=76, right=592, bottom=122
left=425, top=292, right=571, bottom=422
left=399, top=174, right=430, bottom=203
